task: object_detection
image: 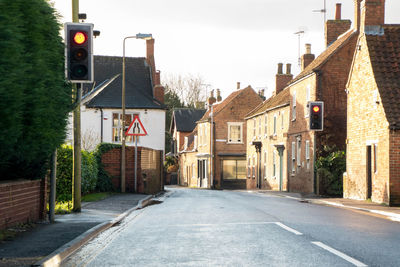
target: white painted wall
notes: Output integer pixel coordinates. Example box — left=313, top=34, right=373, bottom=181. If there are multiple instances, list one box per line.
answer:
left=66, top=106, right=166, bottom=153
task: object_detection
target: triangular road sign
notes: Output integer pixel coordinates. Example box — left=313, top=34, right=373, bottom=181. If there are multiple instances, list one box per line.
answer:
left=126, top=115, right=148, bottom=136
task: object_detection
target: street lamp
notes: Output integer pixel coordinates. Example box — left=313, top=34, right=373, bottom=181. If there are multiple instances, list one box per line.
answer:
left=121, top=33, right=152, bottom=193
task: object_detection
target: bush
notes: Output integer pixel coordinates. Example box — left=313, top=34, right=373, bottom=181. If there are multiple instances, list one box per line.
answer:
left=0, top=0, right=71, bottom=180
left=56, top=145, right=99, bottom=201
left=316, top=147, right=346, bottom=196
left=93, top=143, right=119, bottom=192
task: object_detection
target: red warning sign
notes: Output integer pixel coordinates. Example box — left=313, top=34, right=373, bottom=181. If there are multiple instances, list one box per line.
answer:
left=125, top=115, right=148, bottom=136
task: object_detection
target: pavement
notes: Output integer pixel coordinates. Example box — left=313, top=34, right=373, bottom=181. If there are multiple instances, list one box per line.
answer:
left=0, top=193, right=154, bottom=267
left=0, top=187, right=399, bottom=267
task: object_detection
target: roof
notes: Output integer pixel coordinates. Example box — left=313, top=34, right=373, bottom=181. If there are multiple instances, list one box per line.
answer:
left=366, top=25, right=400, bottom=129
left=200, top=86, right=259, bottom=121
left=290, top=29, right=357, bottom=84
left=82, top=56, right=165, bottom=110
left=171, top=108, right=206, bottom=132
left=245, top=88, right=290, bottom=119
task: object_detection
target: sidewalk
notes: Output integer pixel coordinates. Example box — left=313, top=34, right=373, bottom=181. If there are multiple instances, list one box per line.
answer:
left=0, top=193, right=153, bottom=267
left=255, top=190, right=400, bottom=222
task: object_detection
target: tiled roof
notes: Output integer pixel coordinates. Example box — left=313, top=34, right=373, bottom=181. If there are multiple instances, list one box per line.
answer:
left=290, top=29, right=357, bottom=84
left=366, top=25, right=400, bottom=129
left=199, top=86, right=255, bottom=121
left=245, top=88, right=290, bottom=119
left=172, top=108, right=206, bottom=132
left=83, top=56, right=165, bottom=109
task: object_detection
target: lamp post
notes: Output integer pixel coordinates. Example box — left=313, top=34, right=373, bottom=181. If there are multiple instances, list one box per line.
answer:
left=121, top=33, right=152, bottom=193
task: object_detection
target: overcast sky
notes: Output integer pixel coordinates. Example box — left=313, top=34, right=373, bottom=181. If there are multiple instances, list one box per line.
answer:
left=51, top=0, right=400, bottom=99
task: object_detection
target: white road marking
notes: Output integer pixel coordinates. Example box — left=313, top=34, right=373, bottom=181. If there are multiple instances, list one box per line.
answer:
left=274, top=222, right=303, bottom=235
left=311, top=241, right=367, bottom=267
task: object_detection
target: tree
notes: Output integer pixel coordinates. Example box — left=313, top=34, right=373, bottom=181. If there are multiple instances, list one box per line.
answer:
left=0, top=0, right=71, bottom=180
left=162, top=73, right=207, bottom=108
left=164, top=90, right=184, bottom=153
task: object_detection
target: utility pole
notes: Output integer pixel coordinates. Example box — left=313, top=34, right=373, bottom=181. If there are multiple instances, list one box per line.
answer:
left=72, top=0, right=81, bottom=212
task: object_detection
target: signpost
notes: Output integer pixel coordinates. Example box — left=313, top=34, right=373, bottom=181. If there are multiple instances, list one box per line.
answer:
left=126, top=115, right=148, bottom=192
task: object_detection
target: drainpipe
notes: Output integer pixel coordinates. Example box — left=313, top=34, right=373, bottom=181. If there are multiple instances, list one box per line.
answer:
left=100, top=108, right=104, bottom=143
left=210, top=104, right=214, bottom=188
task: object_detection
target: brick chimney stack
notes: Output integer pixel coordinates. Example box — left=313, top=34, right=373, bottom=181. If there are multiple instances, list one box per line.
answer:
left=145, top=38, right=165, bottom=104
left=301, top=44, right=315, bottom=71
left=361, top=0, right=386, bottom=33
left=275, top=63, right=293, bottom=95
left=325, top=3, right=351, bottom=47
left=354, top=0, right=362, bottom=31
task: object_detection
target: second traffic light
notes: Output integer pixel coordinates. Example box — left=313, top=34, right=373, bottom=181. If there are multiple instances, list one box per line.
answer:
left=65, top=23, right=93, bottom=83
left=309, top=101, right=324, bottom=131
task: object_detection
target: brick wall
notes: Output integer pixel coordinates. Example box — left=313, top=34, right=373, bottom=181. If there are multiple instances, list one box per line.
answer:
left=346, top=34, right=391, bottom=204
left=101, top=146, right=163, bottom=194
left=0, top=179, right=47, bottom=230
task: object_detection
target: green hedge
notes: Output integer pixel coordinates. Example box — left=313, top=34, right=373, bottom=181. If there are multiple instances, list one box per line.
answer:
left=93, top=143, right=119, bottom=192
left=316, top=147, right=346, bottom=196
left=0, top=0, right=71, bottom=180
left=56, top=145, right=99, bottom=202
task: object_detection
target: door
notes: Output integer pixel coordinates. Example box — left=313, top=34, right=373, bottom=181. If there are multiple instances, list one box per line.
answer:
left=367, top=146, right=372, bottom=199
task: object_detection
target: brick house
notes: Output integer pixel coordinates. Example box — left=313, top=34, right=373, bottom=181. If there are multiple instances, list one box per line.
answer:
left=245, top=64, right=292, bottom=191
left=345, top=0, right=400, bottom=205
left=286, top=2, right=359, bottom=193
left=179, top=86, right=263, bottom=189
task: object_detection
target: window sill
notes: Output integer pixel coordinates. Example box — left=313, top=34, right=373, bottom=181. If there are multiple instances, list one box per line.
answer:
left=227, top=142, right=243, bottom=145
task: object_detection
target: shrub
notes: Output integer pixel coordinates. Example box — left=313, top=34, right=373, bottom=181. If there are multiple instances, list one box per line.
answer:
left=316, top=146, right=346, bottom=196
left=93, top=143, right=119, bottom=192
left=0, top=0, right=71, bottom=180
left=56, top=145, right=99, bottom=201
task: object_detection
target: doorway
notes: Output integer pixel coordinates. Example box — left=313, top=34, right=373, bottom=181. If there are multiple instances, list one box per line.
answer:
left=367, top=146, right=372, bottom=199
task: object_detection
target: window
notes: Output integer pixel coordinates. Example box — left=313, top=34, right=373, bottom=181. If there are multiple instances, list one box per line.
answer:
left=184, top=136, right=188, bottom=150
left=247, top=157, right=251, bottom=178
left=292, top=142, right=296, bottom=173
left=273, top=151, right=276, bottom=177
left=252, top=155, right=256, bottom=178
left=273, top=114, right=277, bottom=135
left=264, top=114, right=268, bottom=135
left=305, top=86, right=310, bottom=117
left=222, top=160, right=246, bottom=180
left=306, top=140, right=310, bottom=170
left=193, top=136, right=198, bottom=150
left=292, top=91, right=297, bottom=121
left=253, top=119, right=256, bottom=137
left=228, top=122, right=243, bottom=143
left=264, top=150, right=267, bottom=179
left=281, top=111, right=284, bottom=129
left=297, top=138, right=301, bottom=166
left=112, top=113, right=138, bottom=143
left=199, top=124, right=202, bottom=146
left=258, top=117, right=262, bottom=136
left=374, top=144, right=378, bottom=173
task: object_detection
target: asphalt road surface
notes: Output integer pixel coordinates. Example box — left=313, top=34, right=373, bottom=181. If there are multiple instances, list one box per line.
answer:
left=64, top=187, right=400, bottom=267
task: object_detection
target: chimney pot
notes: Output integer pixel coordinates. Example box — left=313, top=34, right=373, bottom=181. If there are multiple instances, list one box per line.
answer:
left=216, top=89, right=222, bottom=102
left=305, top=43, right=312, bottom=54
left=277, top=63, right=283, bottom=74
left=236, top=82, right=241, bottom=90
left=286, top=64, right=291, bottom=75
left=335, top=3, right=342, bottom=20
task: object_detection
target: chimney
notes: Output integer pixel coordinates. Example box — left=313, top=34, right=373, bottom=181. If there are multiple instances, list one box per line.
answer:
left=208, top=90, right=216, bottom=106
left=146, top=38, right=156, bottom=84
left=275, top=63, right=293, bottom=95
left=325, top=3, right=351, bottom=47
left=354, top=0, right=362, bottom=31
left=154, top=70, right=164, bottom=104
left=301, top=44, right=315, bottom=71
left=216, top=89, right=222, bottom=102
left=361, top=0, right=386, bottom=33
left=236, top=82, right=241, bottom=90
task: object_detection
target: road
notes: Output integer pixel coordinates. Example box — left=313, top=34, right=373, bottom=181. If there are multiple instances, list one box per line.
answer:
left=64, top=187, right=400, bottom=267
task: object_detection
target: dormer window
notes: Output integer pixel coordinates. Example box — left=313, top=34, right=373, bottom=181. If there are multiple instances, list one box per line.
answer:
left=184, top=136, right=188, bottom=150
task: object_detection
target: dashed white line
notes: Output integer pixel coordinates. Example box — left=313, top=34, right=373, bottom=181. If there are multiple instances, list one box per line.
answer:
left=312, top=241, right=367, bottom=266
left=274, top=222, right=303, bottom=235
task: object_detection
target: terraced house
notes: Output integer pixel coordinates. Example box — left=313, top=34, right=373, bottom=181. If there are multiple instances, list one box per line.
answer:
left=345, top=0, right=400, bottom=206
left=179, top=86, right=263, bottom=189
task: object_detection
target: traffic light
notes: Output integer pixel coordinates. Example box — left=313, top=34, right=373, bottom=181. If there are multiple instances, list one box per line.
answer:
left=65, top=23, right=93, bottom=83
left=309, top=101, right=324, bottom=131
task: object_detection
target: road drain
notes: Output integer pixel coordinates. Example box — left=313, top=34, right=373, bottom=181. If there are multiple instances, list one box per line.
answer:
left=299, top=199, right=309, bottom=203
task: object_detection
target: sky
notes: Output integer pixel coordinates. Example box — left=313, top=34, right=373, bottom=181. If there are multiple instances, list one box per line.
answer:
left=51, top=0, right=400, bottom=99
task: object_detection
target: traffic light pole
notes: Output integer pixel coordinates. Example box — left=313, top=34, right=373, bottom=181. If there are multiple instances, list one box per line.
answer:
left=72, top=0, right=81, bottom=212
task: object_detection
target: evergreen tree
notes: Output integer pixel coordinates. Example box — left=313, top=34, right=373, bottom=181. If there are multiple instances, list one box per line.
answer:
left=0, top=0, right=71, bottom=179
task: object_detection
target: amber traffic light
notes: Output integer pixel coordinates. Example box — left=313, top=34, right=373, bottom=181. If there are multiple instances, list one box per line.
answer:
left=65, top=23, right=93, bottom=83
